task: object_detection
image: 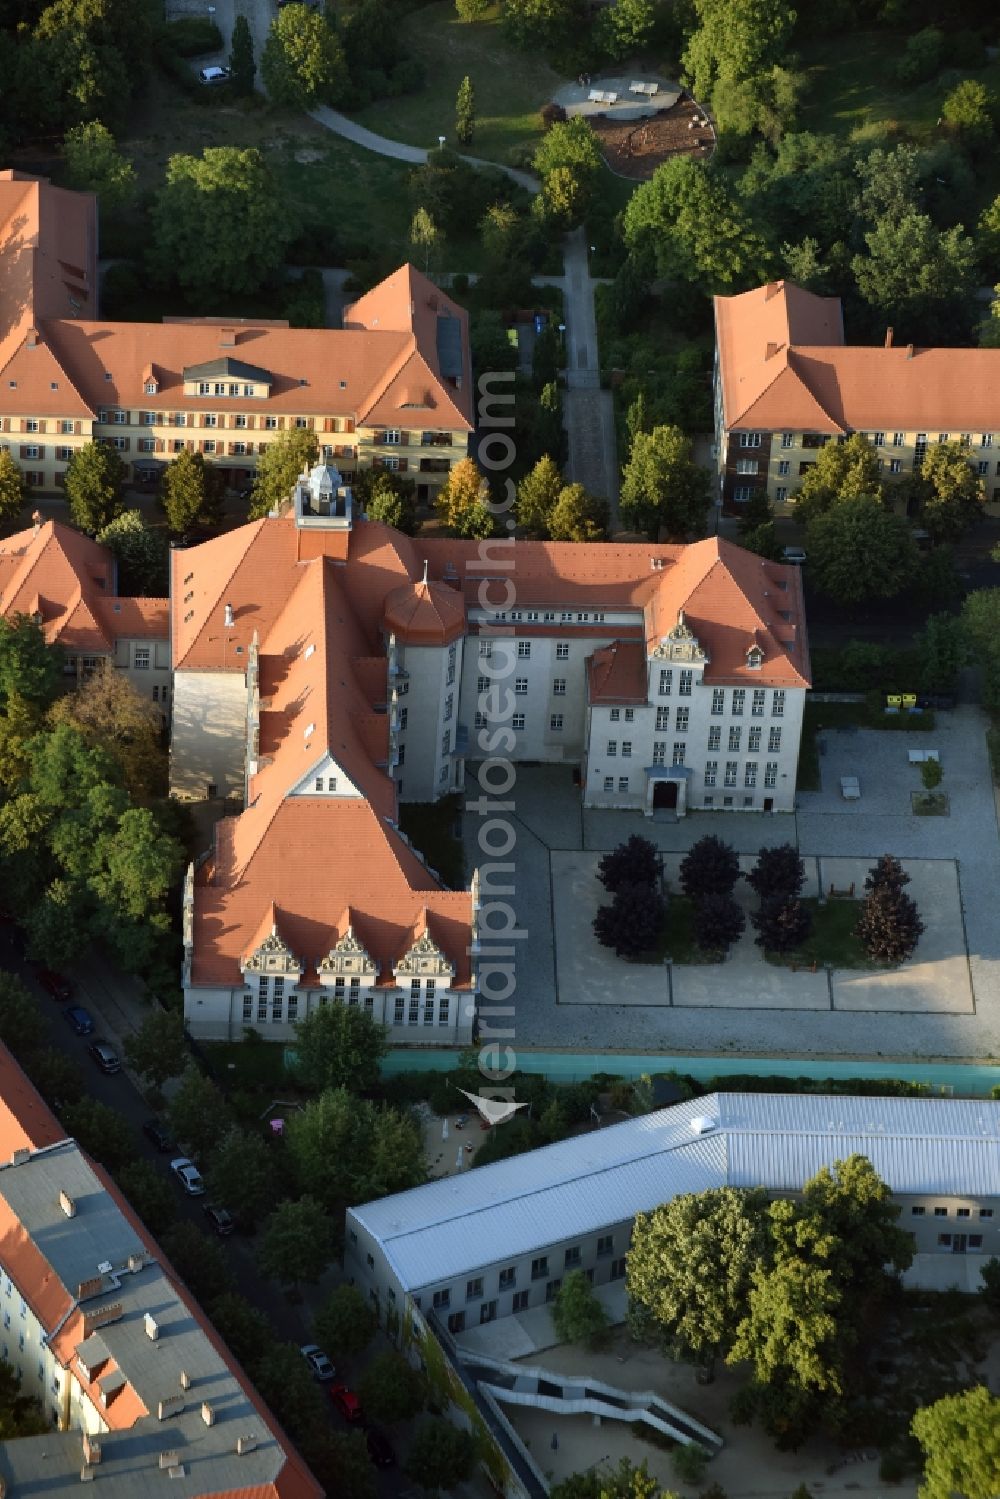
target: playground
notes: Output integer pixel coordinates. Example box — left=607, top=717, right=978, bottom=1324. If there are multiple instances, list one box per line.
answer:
left=552, top=74, right=715, bottom=179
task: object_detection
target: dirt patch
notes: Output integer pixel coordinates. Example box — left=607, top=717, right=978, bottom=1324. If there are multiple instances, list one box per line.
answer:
left=591, top=96, right=714, bottom=180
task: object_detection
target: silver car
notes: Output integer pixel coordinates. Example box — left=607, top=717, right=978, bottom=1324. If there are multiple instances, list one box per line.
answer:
left=170, top=1157, right=205, bottom=1196
left=300, top=1343, right=335, bottom=1382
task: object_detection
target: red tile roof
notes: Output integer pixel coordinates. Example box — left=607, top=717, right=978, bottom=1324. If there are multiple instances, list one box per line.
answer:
left=587, top=641, right=647, bottom=703
left=715, top=280, right=1000, bottom=434
left=384, top=573, right=466, bottom=645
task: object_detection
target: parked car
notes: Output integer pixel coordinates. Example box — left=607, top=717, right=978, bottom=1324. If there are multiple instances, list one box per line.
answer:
left=782, top=546, right=807, bottom=565
left=198, top=65, right=231, bottom=85
left=203, top=1205, right=234, bottom=1238
left=143, top=1118, right=176, bottom=1153
left=88, top=1041, right=121, bottom=1075
left=365, top=1428, right=396, bottom=1468
left=330, top=1384, right=363, bottom=1423
left=170, top=1157, right=205, bottom=1196
left=300, top=1344, right=335, bottom=1382
left=64, top=1005, right=94, bottom=1036
left=37, top=968, right=72, bottom=1000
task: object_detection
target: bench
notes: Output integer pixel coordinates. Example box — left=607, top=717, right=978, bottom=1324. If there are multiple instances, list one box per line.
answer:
left=908, top=749, right=940, bottom=764
left=588, top=89, right=618, bottom=104
left=629, top=81, right=658, bottom=96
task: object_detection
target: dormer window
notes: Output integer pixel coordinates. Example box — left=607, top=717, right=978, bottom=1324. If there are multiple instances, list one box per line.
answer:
left=144, top=381, right=157, bottom=395
left=746, top=645, right=764, bottom=670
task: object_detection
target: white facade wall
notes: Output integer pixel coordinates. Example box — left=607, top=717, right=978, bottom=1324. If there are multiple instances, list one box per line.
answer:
left=584, top=672, right=803, bottom=816
left=113, top=637, right=171, bottom=710
left=0, top=1270, right=70, bottom=1429
left=182, top=978, right=475, bottom=1045
left=170, top=670, right=247, bottom=799
left=396, top=637, right=464, bottom=803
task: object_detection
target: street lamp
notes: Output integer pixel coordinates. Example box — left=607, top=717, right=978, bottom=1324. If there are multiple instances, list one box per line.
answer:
left=438, top=135, right=446, bottom=150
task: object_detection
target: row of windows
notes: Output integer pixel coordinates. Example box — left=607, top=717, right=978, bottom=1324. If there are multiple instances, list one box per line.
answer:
left=762, top=432, right=998, bottom=451
left=490, top=612, right=606, bottom=626
left=912, top=1205, right=993, bottom=1219
left=704, top=761, right=779, bottom=789
left=709, top=687, right=785, bottom=717
left=706, top=726, right=782, bottom=752
left=479, top=641, right=572, bottom=661
left=432, top=1238, right=622, bottom=1314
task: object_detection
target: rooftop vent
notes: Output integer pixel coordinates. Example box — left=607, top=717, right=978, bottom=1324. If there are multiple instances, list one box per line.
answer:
left=11, top=1148, right=30, bottom=1166
left=179, top=1371, right=191, bottom=1391
left=144, top=1313, right=160, bottom=1342
left=201, top=1401, right=216, bottom=1427
left=127, top=1253, right=145, bottom=1275
left=82, top=1434, right=102, bottom=1466
left=158, top=1451, right=179, bottom=1471
left=79, top=1467, right=94, bottom=1484
left=224, top=602, right=234, bottom=628
left=97, top=1261, right=113, bottom=1276
left=158, top=1394, right=185, bottom=1421
left=236, top=1434, right=258, bottom=1456
left=689, top=1115, right=717, bottom=1135
left=59, top=1191, right=76, bottom=1219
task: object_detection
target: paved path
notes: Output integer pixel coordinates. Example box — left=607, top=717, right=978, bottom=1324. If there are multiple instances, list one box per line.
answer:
left=559, top=229, right=620, bottom=525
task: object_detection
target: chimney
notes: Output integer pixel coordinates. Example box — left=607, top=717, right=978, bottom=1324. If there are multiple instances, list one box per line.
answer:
left=82, top=1434, right=102, bottom=1466
left=26, top=327, right=37, bottom=348
left=220, top=328, right=236, bottom=348
left=59, top=1190, right=76, bottom=1219
left=179, top=1370, right=191, bottom=1391
left=158, top=1451, right=179, bottom=1471
left=31, top=510, right=42, bottom=532
left=236, top=1434, right=258, bottom=1456
left=144, top=1312, right=160, bottom=1342
left=884, top=327, right=894, bottom=348
left=11, top=1149, right=29, bottom=1166
left=223, top=602, right=234, bottom=628
left=763, top=282, right=781, bottom=302
left=201, top=1401, right=216, bottom=1426
left=905, top=344, right=914, bottom=360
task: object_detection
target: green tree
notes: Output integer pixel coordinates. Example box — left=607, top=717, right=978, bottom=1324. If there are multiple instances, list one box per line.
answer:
left=551, top=1457, right=668, bottom=1499
left=0, top=972, right=47, bottom=1059
left=941, top=79, right=996, bottom=150
left=918, top=441, right=985, bottom=541
left=114, top=1159, right=175, bottom=1237
left=920, top=757, right=942, bottom=793
left=480, top=202, right=520, bottom=264
left=628, top=1188, right=766, bottom=1378
left=682, top=0, right=796, bottom=111
left=852, top=213, right=978, bottom=342
left=624, top=157, right=771, bottom=293
left=229, top=14, right=256, bottom=96
left=314, top=1284, right=377, bottom=1359
left=549, top=484, right=607, bottom=542
left=249, top=428, right=319, bottom=520
left=261, top=5, right=346, bottom=108
left=49, top=665, right=166, bottom=803
left=0, top=449, right=26, bottom=527
left=517, top=455, right=563, bottom=536
left=285, top=1087, right=425, bottom=1215
left=167, top=1065, right=231, bottom=1162
left=315, top=1433, right=377, bottom=1499
left=258, top=1196, right=334, bottom=1292
left=620, top=425, right=709, bottom=539
left=206, top=1125, right=278, bottom=1230
left=0, top=615, right=61, bottom=708
left=0, top=1358, right=50, bottom=1438
left=359, top=1350, right=426, bottom=1422
left=64, top=441, right=125, bottom=534
left=150, top=148, right=292, bottom=303
left=161, top=450, right=225, bottom=538
left=598, top=835, right=661, bottom=894
left=552, top=1269, right=609, bottom=1347
left=207, top=1292, right=273, bottom=1368
left=122, top=1007, right=187, bottom=1090
left=679, top=835, right=740, bottom=901
left=455, top=74, right=475, bottom=145
left=251, top=1341, right=328, bottom=1434
left=980, top=1256, right=1000, bottom=1314
left=96, top=510, right=168, bottom=596
left=806, top=497, right=918, bottom=603
left=161, top=1221, right=230, bottom=1304
left=456, top=0, right=491, bottom=17
left=962, top=588, right=1000, bottom=711
left=502, top=0, right=581, bottom=50
left=594, top=0, right=655, bottom=59
left=405, top=1418, right=476, bottom=1493
left=62, top=1097, right=134, bottom=1171
left=434, top=456, right=495, bottom=538
left=781, top=236, right=829, bottom=291
left=794, top=433, right=883, bottom=527
left=292, top=1001, right=387, bottom=1094
left=533, top=118, right=603, bottom=225
left=62, top=120, right=136, bottom=210
left=911, top=1387, right=1000, bottom=1499
left=409, top=206, right=441, bottom=273
left=28, top=1046, right=84, bottom=1111
left=359, top=472, right=418, bottom=533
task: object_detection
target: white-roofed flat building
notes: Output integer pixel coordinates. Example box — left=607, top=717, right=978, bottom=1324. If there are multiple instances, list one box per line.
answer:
left=346, top=1092, right=1000, bottom=1335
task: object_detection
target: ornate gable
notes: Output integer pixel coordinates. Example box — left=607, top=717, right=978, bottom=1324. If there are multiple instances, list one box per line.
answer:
left=395, top=925, right=456, bottom=979
left=242, top=921, right=302, bottom=976
left=651, top=609, right=709, bottom=664
left=318, top=923, right=377, bottom=979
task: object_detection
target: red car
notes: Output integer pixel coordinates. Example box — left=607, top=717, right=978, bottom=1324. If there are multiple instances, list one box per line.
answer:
left=329, top=1384, right=363, bottom=1423
left=38, top=969, right=73, bottom=1001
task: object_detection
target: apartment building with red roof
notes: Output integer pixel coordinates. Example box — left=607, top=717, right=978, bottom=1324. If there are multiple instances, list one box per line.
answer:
left=713, top=279, right=1000, bottom=514
left=0, top=171, right=472, bottom=500
left=174, top=466, right=808, bottom=1042
left=0, top=1042, right=322, bottom=1498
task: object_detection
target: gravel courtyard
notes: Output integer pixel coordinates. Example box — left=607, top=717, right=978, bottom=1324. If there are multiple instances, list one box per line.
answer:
left=463, top=706, right=1000, bottom=1061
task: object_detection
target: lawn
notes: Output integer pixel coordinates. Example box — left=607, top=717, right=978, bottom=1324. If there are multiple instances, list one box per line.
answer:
left=398, top=794, right=466, bottom=889
left=352, top=1, right=564, bottom=167
left=764, top=896, right=868, bottom=969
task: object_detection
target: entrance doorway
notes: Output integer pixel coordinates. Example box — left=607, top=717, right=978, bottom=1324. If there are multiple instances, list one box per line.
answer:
left=952, top=1235, right=967, bottom=1254
left=653, top=780, right=678, bottom=811
left=763, top=797, right=774, bottom=813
